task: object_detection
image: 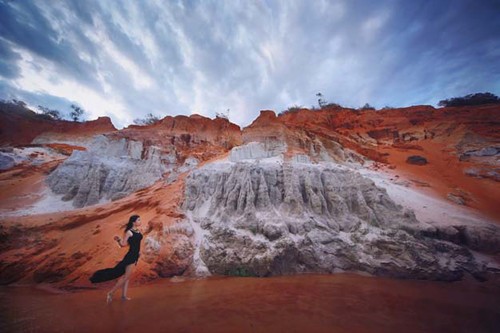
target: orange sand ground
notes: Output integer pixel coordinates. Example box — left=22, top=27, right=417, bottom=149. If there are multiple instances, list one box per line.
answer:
left=0, top=154, right=197, bottom=286
left=0, top=160, right=61, bottom=211
left=382, top=140, right=500, bottom=222
left=1, top=274, right=499, bottom=333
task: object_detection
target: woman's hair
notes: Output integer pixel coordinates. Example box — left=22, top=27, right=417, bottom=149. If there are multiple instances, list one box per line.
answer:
left=125, top=215, right=140, bottom=232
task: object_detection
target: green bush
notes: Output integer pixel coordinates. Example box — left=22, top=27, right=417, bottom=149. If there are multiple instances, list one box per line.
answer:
left=359, top=103, right=376, bottom=110
left=438, top=92, right=500, bottom=107
left=278, top=105, right=304, bottom=116
left=133, top=113, right=161, bottom=125
left=38, top=105, right=62, bottom=120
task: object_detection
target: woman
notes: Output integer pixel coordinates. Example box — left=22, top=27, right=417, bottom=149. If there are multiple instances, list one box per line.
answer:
left=89, top=215, right=143, bottom=303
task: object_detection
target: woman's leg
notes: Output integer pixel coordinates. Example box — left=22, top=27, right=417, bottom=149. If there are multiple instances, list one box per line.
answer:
left=108, top=275, right=126, bottom=297
left=108, top=264, right=133, bottom=299
left=121, top=264, right=134, bottom=300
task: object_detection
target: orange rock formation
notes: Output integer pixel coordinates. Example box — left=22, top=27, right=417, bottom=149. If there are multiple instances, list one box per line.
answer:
left=0, top=102, right=116, bottom=146
left=0, top=103, right=499, bottom=287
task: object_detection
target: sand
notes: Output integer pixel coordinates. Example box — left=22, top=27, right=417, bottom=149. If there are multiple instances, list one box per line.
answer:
left=1, top=274, right=499, bottom=333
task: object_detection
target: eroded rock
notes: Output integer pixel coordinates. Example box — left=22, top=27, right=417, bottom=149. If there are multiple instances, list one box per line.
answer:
left=47, top=136, right=169, bottom=207
left=182, top=161, right=497, bottom=280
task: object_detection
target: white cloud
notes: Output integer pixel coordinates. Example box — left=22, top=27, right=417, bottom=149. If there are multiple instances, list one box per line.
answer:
left=361, top=10, right=391, bottom=42
left=88, top=18, right=155, bottom=91
left=2, top=0, right=499, bottom=129
left=13, top=49, right=131, bottom=127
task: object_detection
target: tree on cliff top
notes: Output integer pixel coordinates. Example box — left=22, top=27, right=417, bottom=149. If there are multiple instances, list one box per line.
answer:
left=438, top=92, right=500, bottom=107
left=314, top=93, right=342, bottom=110
left=70, top=104, right=85, bottom=122
left=316, top=92, right=327, bottom=108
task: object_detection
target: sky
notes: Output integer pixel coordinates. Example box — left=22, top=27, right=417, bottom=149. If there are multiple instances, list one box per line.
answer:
left=0, top=0, right=499, bottom=128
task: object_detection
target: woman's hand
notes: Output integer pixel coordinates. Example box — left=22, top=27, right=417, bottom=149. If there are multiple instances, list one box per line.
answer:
left=114, top=235, right=122, bottom=247
left=114, top=231, right=132, bottom=247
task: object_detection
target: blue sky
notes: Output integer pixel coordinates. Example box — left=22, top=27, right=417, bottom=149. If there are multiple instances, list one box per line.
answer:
left=0, top=0, right=499, bottom=128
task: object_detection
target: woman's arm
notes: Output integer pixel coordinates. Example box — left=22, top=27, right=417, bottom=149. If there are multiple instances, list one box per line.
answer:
left=114, top=231, right=132, bottom=247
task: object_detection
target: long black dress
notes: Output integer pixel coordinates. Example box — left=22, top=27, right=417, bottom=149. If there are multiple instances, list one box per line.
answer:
left=89, top=229, right=143, bottom=283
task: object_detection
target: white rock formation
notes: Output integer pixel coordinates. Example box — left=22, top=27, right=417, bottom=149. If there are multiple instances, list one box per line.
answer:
left=229, top=141, right=286, bottom=162
left=183, top=159, right=499, bottom=280
left=46, top=135, right=198, bottom=208
left=0, top=146, right=67, bottom=170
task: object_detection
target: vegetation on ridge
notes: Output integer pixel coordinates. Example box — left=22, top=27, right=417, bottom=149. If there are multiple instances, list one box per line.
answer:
left=133, top=113, right=161, bottom=125
left=438, top=92, right=500, bottom=107
left=0, top=99, right=86, bottom=122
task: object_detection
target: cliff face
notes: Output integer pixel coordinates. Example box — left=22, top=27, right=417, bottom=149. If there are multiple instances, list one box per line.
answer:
left=0, top=102, right=117, bottom=146
left=0, top=103, right=499, bottom=287
left=267, top=105, right=500, bottom=219
left=184, top=158, right=497, bottom=280
left=46, top=136, right=167, bottom=208
left=43, top=114, right=242, bottom=208
left=121, top=115, right=241, bottom=150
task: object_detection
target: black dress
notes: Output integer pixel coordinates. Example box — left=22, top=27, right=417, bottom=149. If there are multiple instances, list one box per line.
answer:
left=89, top=229, right=143, bottom=283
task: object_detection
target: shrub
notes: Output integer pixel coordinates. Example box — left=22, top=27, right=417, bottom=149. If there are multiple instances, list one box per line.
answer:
left=438, top=92, right=500, bottom=107
left=12, top=99, right=27, bottom=107
left=322, top=102, right=342, bottom=109
left=37, top=105, right=62, bottom=120
left=278, top=105, right=304, bottom=116
left=215, top=109, right=230, bottom=120
left=359, top=103, right=376, bottom=110
left=133, top=113, right=160, bottom=125
left=315, top=92, right=343, bottom=109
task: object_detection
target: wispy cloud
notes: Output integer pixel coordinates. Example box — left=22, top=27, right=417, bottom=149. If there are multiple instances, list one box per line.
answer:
left=0, top=0, right=499, bottom=128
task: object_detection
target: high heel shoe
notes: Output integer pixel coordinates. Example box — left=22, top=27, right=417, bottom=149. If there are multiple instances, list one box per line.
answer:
left=121, top=296, right=132, bottom=301
left=106, top=293, right=113, bottom=304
